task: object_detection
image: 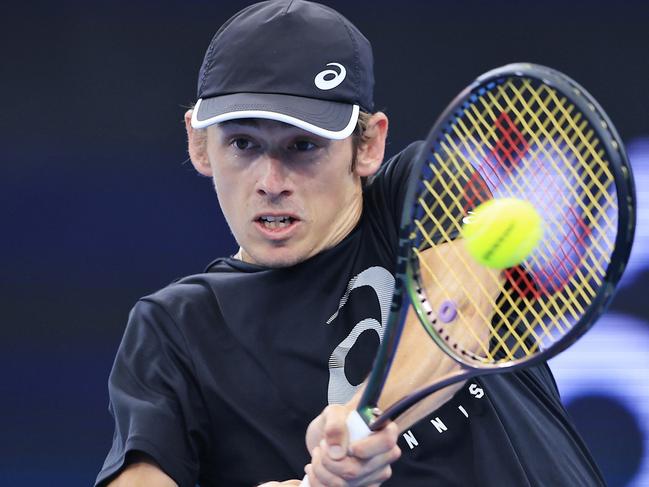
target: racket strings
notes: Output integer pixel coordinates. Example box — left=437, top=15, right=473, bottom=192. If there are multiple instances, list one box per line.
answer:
left=436, top=131, right=550, bottom=350
left=482, top=84, right=613, bottom=249
left=420, top=85, right=613, bottom=256
left=418, top=108, right=560, bottom=354
left=415, top=154, right=543, bottom=360
left=479, top=87, right=607, bottom=302
left=411, top=76, right=618, bottom=365
left=478, top=81, right=614, bottom=354
left=501, top=82, right=617, bottom=252
left=494, top=82, right=612, bottom=346
left=423, top=147, right=549, bottom=346
left=431, top=96, right=577, bottom=342
left=414, top=194, right=521, bottom=362
left=492, top=85, right=610, bottom=336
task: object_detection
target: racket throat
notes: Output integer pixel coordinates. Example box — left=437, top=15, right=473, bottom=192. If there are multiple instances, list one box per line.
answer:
left=358, top=406, right=387, bottom=431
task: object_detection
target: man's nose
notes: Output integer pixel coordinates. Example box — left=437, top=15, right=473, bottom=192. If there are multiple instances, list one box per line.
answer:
left=256, top=155, right=293, bottom=199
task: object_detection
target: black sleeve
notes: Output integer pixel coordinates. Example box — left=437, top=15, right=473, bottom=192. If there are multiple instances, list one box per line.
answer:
left=482, top=364, right=606, bottom=485
left=362, top=141, right=424, bottom=254
left=367, top=142, right=423, bottom=226
left=95, top=299, right=208, bottom=487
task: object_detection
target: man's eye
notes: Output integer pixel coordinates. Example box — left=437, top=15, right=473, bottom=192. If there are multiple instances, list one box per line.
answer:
left=232, top=138, right=255, bottom=150
left=291, top=140, right=316, bottom=151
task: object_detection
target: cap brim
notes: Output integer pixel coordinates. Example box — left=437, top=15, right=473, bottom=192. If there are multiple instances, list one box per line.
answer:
left=191, top=93, right=359, bottom=140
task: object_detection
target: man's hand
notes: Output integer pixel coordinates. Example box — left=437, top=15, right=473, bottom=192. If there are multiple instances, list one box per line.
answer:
left=304, top=404, right=401, bottom=487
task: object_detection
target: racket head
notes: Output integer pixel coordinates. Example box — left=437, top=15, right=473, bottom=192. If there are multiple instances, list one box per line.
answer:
left=405, top=63, right=635, bottom=373
left=354, top=63, right=635, bottom=430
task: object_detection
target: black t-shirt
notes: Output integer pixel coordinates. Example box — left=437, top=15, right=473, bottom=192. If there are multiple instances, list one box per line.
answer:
left=96, top=142, right=604, bottom=487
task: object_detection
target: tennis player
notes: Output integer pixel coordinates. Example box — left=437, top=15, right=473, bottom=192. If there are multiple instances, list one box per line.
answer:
left=96, top=1, right=606, bottom=486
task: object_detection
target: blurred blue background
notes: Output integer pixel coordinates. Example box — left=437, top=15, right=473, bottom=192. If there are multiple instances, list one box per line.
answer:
left=1, top=1, right=648, bottom=485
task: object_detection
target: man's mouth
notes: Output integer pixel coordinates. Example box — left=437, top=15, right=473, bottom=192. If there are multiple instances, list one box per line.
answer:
left=257, top=215, right=297, bottom=230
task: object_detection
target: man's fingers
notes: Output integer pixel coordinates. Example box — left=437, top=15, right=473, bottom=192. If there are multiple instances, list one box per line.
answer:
left=348, top=421, right=399, bottom=459
left=320, top=443, right=401, bottom=480
left=354, top=465, right=393, bottom=487
left=321, top=405, right=352, bottom=460
left=306, top=411, right=400, bottom=486
left=305, top=464, right=328, bottom=487
left=308, top=446, right=347, bottom=487
left=355, top=445, right=401, bottom=476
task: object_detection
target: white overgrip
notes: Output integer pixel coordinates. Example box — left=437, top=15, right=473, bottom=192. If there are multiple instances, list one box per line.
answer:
left=300, top=410, right=372, bottom=486
left=346, top=409, right=372, bottom=442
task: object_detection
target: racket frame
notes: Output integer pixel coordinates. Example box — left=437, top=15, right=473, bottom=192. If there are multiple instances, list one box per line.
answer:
left=359, top=63, right=636, bottom=430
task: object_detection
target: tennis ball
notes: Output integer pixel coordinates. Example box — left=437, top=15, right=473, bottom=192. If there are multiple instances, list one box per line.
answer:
left=461, top=198, right=543, bottom=269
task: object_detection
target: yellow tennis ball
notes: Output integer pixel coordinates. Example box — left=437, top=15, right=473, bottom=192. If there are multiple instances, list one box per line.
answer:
left=461, top=198, right=543, bottom=269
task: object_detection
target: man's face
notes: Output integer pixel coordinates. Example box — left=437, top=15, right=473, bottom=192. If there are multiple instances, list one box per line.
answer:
left=204, top=119, right=364, bottom=268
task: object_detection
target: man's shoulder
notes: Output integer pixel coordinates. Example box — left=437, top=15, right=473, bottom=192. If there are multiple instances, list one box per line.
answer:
left=391, top=140, right=424, bottom=163
left=143, top=274, right=212, bottom=306
left=371, top=140, right=423, bottom=182
left=363, top=140, right=423, bottom=207
left=137, top=262, right=240, bottom=320
left=143, top=257, right=242, bottom=298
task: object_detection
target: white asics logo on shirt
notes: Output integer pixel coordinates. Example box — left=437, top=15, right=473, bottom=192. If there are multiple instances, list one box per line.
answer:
left=326, top=266, right=395, bottom=405
left=314, top=63, right=346, bottom=90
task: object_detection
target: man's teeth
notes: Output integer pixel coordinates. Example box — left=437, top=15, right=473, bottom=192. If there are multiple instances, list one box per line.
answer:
left=260, top=216, right=293, bottom=229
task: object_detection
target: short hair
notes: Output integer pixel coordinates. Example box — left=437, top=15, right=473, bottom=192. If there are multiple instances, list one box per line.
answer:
left=351, top=111, right=373, bottom=172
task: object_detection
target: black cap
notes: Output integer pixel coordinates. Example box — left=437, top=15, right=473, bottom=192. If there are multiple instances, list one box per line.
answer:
left=191, top=0, right=374, bottom=139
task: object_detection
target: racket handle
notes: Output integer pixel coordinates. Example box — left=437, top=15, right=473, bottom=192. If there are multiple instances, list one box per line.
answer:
left=300, top=410, right=372, bottom=486
left=346, top=408, right=372, bottom=442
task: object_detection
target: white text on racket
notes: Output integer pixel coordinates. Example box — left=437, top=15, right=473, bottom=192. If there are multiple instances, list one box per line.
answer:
left=401, top=383, right=485, bottom=450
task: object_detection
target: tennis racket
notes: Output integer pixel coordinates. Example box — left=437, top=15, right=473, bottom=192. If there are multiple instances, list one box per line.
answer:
left=301, top=63, right=635, bottom=486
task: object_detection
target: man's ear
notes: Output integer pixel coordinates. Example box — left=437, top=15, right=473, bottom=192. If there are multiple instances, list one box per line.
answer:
left=354, top=112, right=389, bottom=178
left=185, top=109, right=212, bottom=177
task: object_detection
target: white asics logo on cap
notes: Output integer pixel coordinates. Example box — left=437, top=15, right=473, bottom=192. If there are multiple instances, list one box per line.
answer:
left=314, top=63, right=346, bottom=90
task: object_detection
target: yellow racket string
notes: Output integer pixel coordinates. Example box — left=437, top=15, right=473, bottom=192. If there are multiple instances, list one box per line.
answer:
left=479, top=82, right=611, bottom=355
left=476, top=90, right=599, bottom=313
left=433, top=134, right=549, bottom=337
left=483, top=82, right=612, bottom=352
left=416, top=180, right=525, bottom=360
left=478, top=85, right=608, bottom=354
left=412, top=77, right=616, bottom=365
left=447, top=95, right=585, bottom=329
left=500, top=82, right=616, bottom=255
